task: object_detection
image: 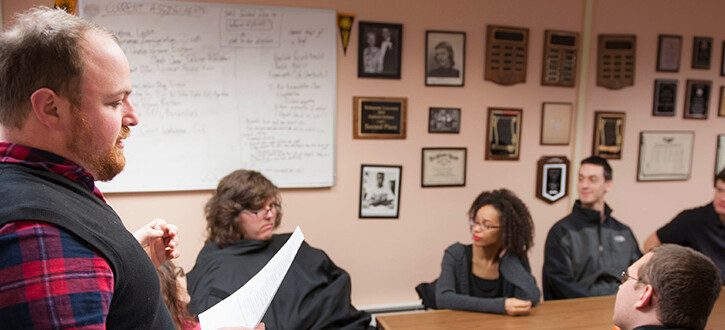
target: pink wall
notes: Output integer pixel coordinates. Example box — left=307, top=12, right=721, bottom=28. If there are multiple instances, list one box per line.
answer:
left=3, top=0, right=723, bottom=307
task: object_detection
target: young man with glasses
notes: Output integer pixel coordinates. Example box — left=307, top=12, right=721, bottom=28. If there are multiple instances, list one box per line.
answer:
left=543, top=156, right=642, bottom=300
left=613, top=244, right=721, bottom=330
left=643, top=168, right=725, bottom=283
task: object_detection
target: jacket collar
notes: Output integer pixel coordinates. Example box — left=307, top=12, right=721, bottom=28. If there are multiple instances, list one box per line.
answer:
left=572, top=200, right=612, bottom=224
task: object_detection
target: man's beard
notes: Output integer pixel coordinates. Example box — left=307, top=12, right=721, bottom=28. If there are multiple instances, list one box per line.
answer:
left=67, top=111, right=129, bottom=182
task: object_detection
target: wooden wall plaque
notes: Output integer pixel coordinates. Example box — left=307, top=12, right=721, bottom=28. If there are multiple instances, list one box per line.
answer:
left=485, top=25, right=529, bottom=85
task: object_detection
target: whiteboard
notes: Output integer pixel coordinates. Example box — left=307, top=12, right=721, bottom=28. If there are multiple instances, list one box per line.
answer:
left=79, top=0, right=336, bottom=192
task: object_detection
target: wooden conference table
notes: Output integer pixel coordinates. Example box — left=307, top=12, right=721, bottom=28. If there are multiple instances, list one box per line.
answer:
left=376, top=294, right=725, bottom=330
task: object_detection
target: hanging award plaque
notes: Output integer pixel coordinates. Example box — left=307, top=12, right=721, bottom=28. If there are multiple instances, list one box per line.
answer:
left=597, top=34, right=636, bottom=90
left=485, top=25, right=529, bottom=85
left=536, top=156, right=569, bottom=204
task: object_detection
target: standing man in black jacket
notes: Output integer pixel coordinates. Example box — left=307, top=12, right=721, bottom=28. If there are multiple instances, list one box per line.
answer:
left=543, top=156, right=642, bottom=300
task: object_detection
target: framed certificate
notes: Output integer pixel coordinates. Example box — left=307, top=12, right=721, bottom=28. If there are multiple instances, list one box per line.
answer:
left=421, top=148, right=467, bottom=187
left=593, top=111, right=625, bottom=159
left=353, top=96, right=407, bottom=139
left=536, top=156, right=569, bottom=204
left=485, top=108, right=522, bottom=160
left=637, top=131, right=694, bottom=181
left=652, top=79, right=677, bottom=116
left=656, top=34, right=681, bottom=72
left=540, top=102, right=572, bottom=145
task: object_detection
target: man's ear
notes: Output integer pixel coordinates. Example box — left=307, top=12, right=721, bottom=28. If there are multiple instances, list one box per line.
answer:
left=635, top=284, right=654, bottom=309
left=29, top=88, right=63, bottom=128
left=605, top=179, right=613, bottom=192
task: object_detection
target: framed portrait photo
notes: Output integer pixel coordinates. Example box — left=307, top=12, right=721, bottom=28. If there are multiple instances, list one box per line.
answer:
left=425, top=30, right=465, bottom=86
left=359, top=165, right=402, bottom=219
left=421, top=148, right=467, bottom=187
left=652, top=79, right=678, bottom=116
left=593, top=111, right=625, bottom=159
left=637, top=131, right=694, bottom=181
left=358, top=21, right=402, bottom=79
left=353, top=96, right=406, bottom=139
left=656, top=34, right=681, bottom=72
left=540, top=102, right=572, bottom=145
left=428, top=107, right=460, bottom=133
left=683, top=79, right=711, bottom=119
left=485, top=108, right=522, bottom=161
left=692, top=36, right=713, bottom=70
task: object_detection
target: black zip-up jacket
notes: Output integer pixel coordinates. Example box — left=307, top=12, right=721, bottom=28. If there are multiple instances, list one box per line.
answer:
left=543, top=200, right=642, bottom=300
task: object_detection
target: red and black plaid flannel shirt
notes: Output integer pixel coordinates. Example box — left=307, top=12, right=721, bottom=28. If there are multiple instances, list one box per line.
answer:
left=0, top=142, right=114, bottom=329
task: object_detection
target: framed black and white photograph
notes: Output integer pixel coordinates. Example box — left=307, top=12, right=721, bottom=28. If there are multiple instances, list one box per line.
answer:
left=684, top=79, right=711, bottom=119
left=359, top=165, right=402, bottom=219
left=593, top=111, right=625, bottom=159
left=656, top=34, right=681, bottom=72
left=421, top=148, right=466, bottom=187
left=652, top=79, right=678, bottom=116
left=428, top=107, right=460, bottom=133
left=485, top=108, right=522, bottom=161
left=425, top=30, right=465, bottom=86
left=637, top=131, right=694, bottom=181
left=692, top=36, right=713, bottom=69
left=717, top=134, right=725, bottom=176
left=358, top=21, right=402, bottom=79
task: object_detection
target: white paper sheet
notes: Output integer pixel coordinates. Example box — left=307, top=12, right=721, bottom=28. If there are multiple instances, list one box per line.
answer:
left=199, top=226, right=304, bottom=329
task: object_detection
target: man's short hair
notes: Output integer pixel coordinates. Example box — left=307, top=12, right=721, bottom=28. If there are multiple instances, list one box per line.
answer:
left=0, top=7, right=113, bottom=128
left=715, top=167, right=725, bottom=187
left=638, top=244, right=722, bottom=330
left=581, top=156, right=612, bottom=181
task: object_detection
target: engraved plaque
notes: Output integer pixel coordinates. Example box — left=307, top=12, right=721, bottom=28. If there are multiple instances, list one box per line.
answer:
left=541, top=30, right=579, bottom=87
left=485, top=25, right=528, bottom=85
left=597, top=34, right=636, bottom=90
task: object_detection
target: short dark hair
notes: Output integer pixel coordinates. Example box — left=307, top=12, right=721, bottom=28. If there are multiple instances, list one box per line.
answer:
left=204, top=170, right=282, bottom=248
left=715, top=167, right=725, bottom=187
left=467, top=189, right=534, bottom=258
left=0, top=7, right=113, bottom=128
left=638, top=244, right=722, bottom=330
left=581, top=156, right=612, bottom=181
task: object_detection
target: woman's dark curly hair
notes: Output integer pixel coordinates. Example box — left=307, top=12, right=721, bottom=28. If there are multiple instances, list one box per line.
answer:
left=205, top=170, right=282, bottom=248
left=467, top=189, right=534, bottom=258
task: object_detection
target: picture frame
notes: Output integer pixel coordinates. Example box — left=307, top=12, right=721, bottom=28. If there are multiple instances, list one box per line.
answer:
left=721, top=41, right=725, bottom=76
left=359, top=164, right=402, bottom=218
left=358, top=21, right=402, bottom=79
left=485, top=108, right=522, bottom=160
left=656, top=34, right=681, bottom=72
left=683, top=79, right=711, bottom=119
left=425, top=30, right=465, bottom=87
left=353, top=96, right=407, bottom=139
left=652, top=79, right=678, bottom=116
left=421, top=148, right=467, bottom=187
left=428, top=107, right=460, bottom=133
left=720, top=86, right=725, bottom=117
left=637, top=131, right=694, bottom=181
left=592, top=111, right=625, bottom=159
left=692, top=36, right=713, bottom=69
left=536, top=156, right=569, bottom=204
left=540, top=102, right=572, bottom=145
left=717, top=134, right=725, bottom=177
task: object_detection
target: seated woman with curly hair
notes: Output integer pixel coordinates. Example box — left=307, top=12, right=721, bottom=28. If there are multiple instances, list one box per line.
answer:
left=417, top=189, right=540, bottom=315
